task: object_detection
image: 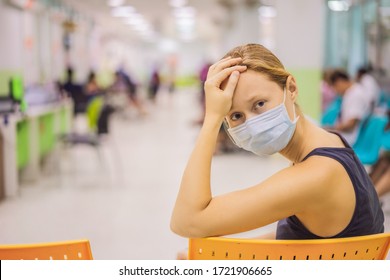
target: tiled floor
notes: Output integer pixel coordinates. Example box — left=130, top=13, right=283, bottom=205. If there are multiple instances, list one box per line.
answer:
left=0, top=88, right=389, bottom=259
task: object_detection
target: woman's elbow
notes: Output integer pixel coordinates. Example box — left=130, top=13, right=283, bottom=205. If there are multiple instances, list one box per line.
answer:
left=170, top=216, right=209, bottom=238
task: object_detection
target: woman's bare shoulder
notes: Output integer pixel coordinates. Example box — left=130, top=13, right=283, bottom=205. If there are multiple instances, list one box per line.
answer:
left=263, top=155, right=346, bottom=198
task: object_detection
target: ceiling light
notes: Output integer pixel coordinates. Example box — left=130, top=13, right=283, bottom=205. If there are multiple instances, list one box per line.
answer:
left=180, top=33, right=195, bottom=42
left=107, top=0, right=125, bottom=7
left=124, top=14, right=145, bottom=25
left=328, top=1, right=349, bottom=12
left=169, top=0, right=187, bottom=8
left=111, top=6, right=135, bottom=17
left=173, top=6, right=196, bottom=18
left=176, top=17, right=194, bottom=26
left=159, top=39, right=178, bottom=52
left=133, top=24, right=149, bottom=31
left=258, top=6, right=276, bottom=18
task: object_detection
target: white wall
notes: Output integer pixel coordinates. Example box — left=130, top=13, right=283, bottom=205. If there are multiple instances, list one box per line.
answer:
left=220, top=3, right=260, bottom=54
left=274, top=0, right=325, bottom=69
left=0, top=1, right=98, bottom=86
left=0, top=1, right=23, bottom=71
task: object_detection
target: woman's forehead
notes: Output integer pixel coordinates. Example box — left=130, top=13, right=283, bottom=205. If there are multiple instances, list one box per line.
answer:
left=233, top=71, right=282, bottom=100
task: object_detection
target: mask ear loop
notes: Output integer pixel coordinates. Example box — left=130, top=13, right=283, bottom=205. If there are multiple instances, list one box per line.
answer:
left=223, top=118, right=238, bottom=146
left=284, top=86, right=299, bottom=122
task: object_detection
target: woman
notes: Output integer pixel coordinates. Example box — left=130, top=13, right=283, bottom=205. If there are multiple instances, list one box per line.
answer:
left=170, top=44, right=384, bottom=240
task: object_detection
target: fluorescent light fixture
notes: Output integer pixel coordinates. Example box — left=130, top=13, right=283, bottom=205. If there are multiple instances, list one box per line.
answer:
left=133, top=24, right=149, bottom=31
left=328, top=1, right=349, bottom=12
left=258, top=6, right=276, bottom=18
left=124, top=14, right=145, bottom=25
left=140, top=31, right=154, bottom=38
left=107, top=0, right=125, bottom=7
left=173, top=6, right=196, bottom=18
left=176, top=17, right=194, bottom=26
left=170, top=0, right=187, bottom=8
left=180, top=33, right=195, bottom=42
left=159, top=39, right=178, bottom=52
left=111, top=6, right=135, bottom=17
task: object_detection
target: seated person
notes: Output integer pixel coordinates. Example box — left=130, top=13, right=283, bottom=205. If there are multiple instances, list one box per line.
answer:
left=170, top=44, right=384, bottom=242
left=356, top=66, right=380, bottom=111
left=328, top=69, right=370, bottom=146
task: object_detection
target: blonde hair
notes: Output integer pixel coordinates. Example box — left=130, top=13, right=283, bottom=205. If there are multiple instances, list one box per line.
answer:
left=223, top=44, right=291, bottom=90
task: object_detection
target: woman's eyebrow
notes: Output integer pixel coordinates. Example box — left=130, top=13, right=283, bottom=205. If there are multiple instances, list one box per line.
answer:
left=228, top=92, right=263, bottom=114
left=246, top=94, right=259, bottom=104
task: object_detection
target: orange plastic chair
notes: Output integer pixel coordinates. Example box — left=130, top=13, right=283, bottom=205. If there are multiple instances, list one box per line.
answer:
left=189, top=233, right=390, bottom=260
left=0, top=240, right=93, bottom=260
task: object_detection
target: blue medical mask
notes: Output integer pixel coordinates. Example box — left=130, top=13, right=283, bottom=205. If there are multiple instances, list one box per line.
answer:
left=226, top=88, right=299, bottom=156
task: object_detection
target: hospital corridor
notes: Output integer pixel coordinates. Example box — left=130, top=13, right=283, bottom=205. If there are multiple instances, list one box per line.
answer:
left=1, top=0, right=390, bottom=263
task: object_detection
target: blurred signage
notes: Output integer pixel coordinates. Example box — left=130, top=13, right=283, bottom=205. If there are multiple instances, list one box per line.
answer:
left=7, top=0, right=35, bottom=10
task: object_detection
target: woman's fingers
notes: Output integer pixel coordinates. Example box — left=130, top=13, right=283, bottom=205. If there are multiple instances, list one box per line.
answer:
left=208, top=57, right=242, bottom=78
left=206, top=65, right=247, bottom=88
left=224, top=71, right=240, bottom=98
left=209, top=56, right=231, bottom=71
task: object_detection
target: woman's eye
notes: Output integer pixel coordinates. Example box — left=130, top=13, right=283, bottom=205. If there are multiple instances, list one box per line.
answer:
left=230, top=113, right=242, bottom=121
left=254, top=101, right=265, bottom=109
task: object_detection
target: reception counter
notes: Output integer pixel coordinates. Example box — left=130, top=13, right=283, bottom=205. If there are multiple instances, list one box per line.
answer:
left=0, top=101, right=72, bottom=198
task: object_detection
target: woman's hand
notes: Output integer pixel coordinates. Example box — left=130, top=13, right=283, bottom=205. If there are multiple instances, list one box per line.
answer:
left=171, top=57, right=246, bottom=238
left=204, top=57, right=247, bottom=121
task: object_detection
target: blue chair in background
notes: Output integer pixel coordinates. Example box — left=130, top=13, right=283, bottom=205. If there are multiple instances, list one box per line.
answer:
left=382, top=130, right=390, bottom=151
left=321, top=96, right=342, bottom=127
left=353, top=115, right=388, bottom=165
left=378, top=90, right=390, bottom=109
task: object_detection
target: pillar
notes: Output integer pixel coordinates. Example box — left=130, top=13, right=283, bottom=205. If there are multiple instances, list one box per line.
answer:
left=274, top=0, right=325, bottom=120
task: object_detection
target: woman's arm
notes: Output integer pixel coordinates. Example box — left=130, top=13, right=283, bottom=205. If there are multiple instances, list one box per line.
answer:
left=171, top=153, right=335, bottom=238
left=170, top=114, right=221, bottom=236
left=170, top=57, right=247, bottom=236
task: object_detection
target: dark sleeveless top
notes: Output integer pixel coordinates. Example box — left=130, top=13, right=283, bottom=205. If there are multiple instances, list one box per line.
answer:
left=276, top=133, right=384, bottom=239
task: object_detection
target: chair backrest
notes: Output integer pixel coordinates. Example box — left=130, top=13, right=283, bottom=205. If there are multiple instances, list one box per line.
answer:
left=0, top=240, right=93, bottom=260
left=188, top=233, right=390, bottom=260
left=382, top=130, right=390, bottom=151
left=86, top=96, right=104, bottom=132
left=353, top=115, right=388, bottom=165
left=321, top=96, right=342, bottom=126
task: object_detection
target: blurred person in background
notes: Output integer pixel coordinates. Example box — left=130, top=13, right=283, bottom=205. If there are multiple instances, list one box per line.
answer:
left=148, top=67, right=161, bottom=103
left=84, top=71, right=103, bottom=100
left=167, top=55, right=177, bottom=95
left=60, top=67, right=88, bottom=115
left=62, top=67, right=76, bottom=97
left=171, top=44, right=383, bottom=241
left=329, top=69, right=370, bottom=146
left=356, top=66, right=381, bottom=112
left=111, top=70, right=147, bottom=116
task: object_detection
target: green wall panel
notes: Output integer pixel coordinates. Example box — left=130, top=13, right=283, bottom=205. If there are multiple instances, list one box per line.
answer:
left=16, top=120, right=30, bottom=169
left=39, top=113, right=56, bottom=157
left=60, top=107, right=71, bottom=134
left=288, top=68, right=321, bottom=121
